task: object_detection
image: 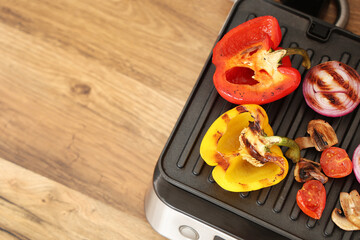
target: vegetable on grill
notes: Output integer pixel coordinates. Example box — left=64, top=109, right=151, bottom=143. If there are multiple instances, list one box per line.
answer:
left=296, top=180, right=326, bottom=219
left=295, top=119, right=338, bottom=151
left=303, top=61, right=360, bottom=117
left=353, top=144, right=360, bottom=184
left=320, top=147, right=352, bottom=178
left=332, top=190, right=360, bottom=231
left=212, top=16, right=310, bottom=105
left=199, top=104, right=300, bottom=192
left=294, top=158, right=328, bottom=184
left=352, top=144, right=360, bottom=183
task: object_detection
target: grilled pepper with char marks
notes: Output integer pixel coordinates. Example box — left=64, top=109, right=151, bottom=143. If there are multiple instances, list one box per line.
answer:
left=200, top=104, right=300, bottom=192
left=212, top=16, right=310, bottom=105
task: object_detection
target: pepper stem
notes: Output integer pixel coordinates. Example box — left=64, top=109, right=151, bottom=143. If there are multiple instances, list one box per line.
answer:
left=264, top=136, right=300, bottom=163
left=268, top=48, right=311, bottom=69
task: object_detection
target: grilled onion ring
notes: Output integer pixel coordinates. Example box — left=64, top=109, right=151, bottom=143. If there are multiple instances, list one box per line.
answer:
left=353, top=144, right=360, bottom=184
left=303, top=61, right=360, bottom=117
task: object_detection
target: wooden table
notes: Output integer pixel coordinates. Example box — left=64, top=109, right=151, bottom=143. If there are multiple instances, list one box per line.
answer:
left=0, top=0, right=359, bottom=239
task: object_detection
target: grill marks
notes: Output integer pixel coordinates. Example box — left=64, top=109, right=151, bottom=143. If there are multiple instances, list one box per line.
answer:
left=310, top=62, right=358, bottom=110
left=343, top=64, right=360, bottom=101
left=344, top=63, right=360, bottom=82
left=323, top=93, right=346, bottom=110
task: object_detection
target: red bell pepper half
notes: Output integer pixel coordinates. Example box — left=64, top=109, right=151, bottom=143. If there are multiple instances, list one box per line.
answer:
left=212, top=16, right=310, bottom=105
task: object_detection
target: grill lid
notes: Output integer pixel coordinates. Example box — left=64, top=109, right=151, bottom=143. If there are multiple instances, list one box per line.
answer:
left=158, top=0, right=360, bottom=239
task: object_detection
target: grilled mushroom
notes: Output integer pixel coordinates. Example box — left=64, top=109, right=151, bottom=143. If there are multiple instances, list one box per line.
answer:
left=294, top=158, right=328, bottom=183
left=295, top=119, right=338, bottom=151
left=332, top=190, right=360, bottom=231
left=332, top=208, right=360, bottom=231
left=341, top=190, right=360, bottom=227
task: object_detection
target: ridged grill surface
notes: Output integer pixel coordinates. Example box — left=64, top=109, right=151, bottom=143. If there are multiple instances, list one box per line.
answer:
left=159, top=0, right=360, bottom=239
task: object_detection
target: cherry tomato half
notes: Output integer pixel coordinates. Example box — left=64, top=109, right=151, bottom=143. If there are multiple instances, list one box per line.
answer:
left=296, top=180, right=326, bottom=219
left=320, top=147, right=352, bottom=178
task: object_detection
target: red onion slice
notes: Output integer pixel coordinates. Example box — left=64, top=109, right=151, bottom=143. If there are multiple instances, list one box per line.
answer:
left=353, top=144, right=360, bottom=184
left=303, top=61, right=360, bottom=117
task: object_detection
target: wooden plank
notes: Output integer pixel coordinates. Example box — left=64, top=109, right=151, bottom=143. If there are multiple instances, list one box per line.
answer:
left=0, top=0, right=232, bottom=220
left=0, top=158, right=163, bottom=240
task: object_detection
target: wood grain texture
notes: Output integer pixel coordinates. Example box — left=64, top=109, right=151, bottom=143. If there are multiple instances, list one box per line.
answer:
left=0, top=158, right=159, bottom=240
left=0, top=0, right=359, bottom=239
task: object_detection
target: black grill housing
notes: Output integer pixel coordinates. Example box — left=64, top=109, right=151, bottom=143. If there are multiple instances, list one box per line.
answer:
left=156, top=0, right=360, bottom=239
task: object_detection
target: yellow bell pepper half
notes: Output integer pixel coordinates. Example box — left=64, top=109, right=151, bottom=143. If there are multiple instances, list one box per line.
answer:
left=200, top=104, right=299, bottom=192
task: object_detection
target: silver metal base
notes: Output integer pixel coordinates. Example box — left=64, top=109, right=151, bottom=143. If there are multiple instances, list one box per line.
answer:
left=144, top=184, right=238, bottom=240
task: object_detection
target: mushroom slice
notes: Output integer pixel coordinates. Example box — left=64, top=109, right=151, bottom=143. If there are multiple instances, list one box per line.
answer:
left=294, top=158, right=328, bottom=183
left=294, top=137, right=314, bottom=150
left=332, top=208, right=360, bottom=231
left=295, top=119, right=338, bottom=151
left=340, top=190, right=360, bottom=228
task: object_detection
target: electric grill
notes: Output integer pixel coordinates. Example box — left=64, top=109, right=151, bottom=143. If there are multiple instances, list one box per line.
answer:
left=145, top=0, right=360, bottom=239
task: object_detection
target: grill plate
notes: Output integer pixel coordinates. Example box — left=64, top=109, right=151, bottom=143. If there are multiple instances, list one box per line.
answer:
left=158, top=0, right=360, bottom=239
